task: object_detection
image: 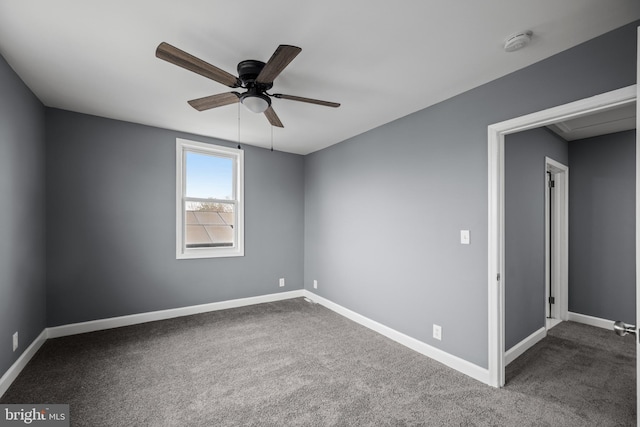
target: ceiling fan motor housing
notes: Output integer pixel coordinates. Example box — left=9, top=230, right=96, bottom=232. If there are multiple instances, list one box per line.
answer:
left=237, top=60, right=273, bottom=90
left=236, top=60, right=273, bottom=112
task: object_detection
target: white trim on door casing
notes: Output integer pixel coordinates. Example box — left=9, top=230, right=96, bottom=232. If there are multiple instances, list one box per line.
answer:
left=635, top=27, right=640, bottom=427
left=545, top=158, right=569, bottom=324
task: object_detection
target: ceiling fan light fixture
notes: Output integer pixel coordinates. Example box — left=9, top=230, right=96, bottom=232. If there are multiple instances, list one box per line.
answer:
left=241, top=92, right=271, bottom=113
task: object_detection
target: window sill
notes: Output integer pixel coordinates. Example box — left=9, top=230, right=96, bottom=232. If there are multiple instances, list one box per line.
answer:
left=176, top=248, right=245, bottom=259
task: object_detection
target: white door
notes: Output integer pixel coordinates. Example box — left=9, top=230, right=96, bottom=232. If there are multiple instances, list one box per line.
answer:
left=616, top=25, right=640, bottom=427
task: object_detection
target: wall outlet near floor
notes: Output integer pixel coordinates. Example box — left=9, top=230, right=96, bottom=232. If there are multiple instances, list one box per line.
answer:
left=433, top=324, right=442, bottom=341
left=12, top=331, right=18, bottom=352
left=313, top=280, right=318, bottom=289
left=279, top=278, right=285, bottom=287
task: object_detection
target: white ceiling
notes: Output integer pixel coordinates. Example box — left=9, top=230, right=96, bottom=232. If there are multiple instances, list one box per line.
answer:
left=0, top=1, right=639, bottom=155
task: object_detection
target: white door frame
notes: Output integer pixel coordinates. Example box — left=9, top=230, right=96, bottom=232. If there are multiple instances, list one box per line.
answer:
left=487, top=84, right=637, bottom=388
left=545, top=157, right=568, bottom=324
left=636, top=28, right=639, bottom=426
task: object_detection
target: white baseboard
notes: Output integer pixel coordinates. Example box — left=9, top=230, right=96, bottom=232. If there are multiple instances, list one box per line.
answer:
left=47, top=290, right=305, bottom=339
left=0, top=330, right=47, bottom=397
left=504, top=327, right=546, bottom=366
left=503, top=313, right=616, bottom=367
left=302, top=290, right=490, bottom=385
left=567, top=311, right=615, bottom=330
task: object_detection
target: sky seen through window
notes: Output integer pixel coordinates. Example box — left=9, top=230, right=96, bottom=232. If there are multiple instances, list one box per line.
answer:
left=185, top=151, right=233, bottom=200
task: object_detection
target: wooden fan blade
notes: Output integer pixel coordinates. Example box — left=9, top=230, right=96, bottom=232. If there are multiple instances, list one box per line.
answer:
left=156, top=42, right=240, bottom=88
left=273, top=94, right=340, bottom=108
left=264, top=106, right=284, bottom=128
left=188, top=92, right=240, bottom=111
left=256, top=45, right=302, bottom=84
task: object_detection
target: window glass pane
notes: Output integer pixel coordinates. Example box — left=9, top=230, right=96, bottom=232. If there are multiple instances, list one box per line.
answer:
left=185, top=151, right=233, bottom=199
left=185, top=201, right=235, bottom=248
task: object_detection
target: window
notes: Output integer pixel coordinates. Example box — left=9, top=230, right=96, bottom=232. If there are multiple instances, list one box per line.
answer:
left=176, top=138, right=244, bottom=259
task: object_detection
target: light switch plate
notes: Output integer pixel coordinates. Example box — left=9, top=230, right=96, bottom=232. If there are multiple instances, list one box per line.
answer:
left=460, top=230, right=470, bottom=245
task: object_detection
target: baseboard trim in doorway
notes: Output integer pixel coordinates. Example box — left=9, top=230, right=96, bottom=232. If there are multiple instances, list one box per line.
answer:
left=0, top=329, right=47, bottom=397
left=302, top=290, right=490, bottom=385
left=47, top=290, right=306, bottom=339
left=503, top=314, right=616, bottom=366
left=504, top=327, right=546, bottom=366
left=567, top=312, right=615, bottom=331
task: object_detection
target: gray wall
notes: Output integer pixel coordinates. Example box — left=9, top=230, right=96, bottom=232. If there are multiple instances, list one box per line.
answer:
left=0, top=55, right=46, bottom=375
left=504, top=128, right=568, bottom=350
left=45, top=109, right=305, bottom=326
left=569, top=130, right=636, bottom=323
left=304, top=20, right=639, bottom=368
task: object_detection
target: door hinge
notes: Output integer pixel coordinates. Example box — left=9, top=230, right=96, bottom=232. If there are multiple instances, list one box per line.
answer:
left=549, top=180, right=555, bottom=188
left=497, top=273, right=501, bottom=281
left=548, top=296, right=555, bottom=305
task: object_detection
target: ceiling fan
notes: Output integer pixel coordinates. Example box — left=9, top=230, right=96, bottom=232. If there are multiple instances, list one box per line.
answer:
left=155, top=42, right=340, bottom=128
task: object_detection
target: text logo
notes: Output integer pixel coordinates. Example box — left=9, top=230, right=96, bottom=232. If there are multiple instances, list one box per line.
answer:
left=0, top=405, right=69, bottom=427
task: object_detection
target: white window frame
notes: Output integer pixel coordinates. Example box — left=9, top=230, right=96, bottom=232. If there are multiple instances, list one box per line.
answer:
left=176, top=138, right=244, bottom=259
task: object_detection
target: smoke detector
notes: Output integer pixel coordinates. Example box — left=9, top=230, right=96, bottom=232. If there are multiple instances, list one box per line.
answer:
left=504, top=31, right=533, bottom=52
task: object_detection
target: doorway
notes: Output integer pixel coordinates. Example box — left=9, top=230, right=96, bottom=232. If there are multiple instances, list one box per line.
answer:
left=545, top=157, right=568, bottom=329
left=487, top=84, right=637, bottom=388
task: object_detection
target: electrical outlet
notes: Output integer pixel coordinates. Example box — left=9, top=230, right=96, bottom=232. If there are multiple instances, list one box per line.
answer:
left=12, top=332, right=18, bottom=352
left=313, top=280, right=318, bottom=289
left=433, top=324, right=442, bottom=341
left=279, top=278, right=285, bottom=287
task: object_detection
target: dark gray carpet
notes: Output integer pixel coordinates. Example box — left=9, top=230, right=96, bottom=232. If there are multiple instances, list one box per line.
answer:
left=1, top=298, right=635, bottom=426
left=505, top=320, right=636, bottom=426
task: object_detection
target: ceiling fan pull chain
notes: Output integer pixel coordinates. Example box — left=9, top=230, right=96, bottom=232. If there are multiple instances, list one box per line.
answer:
left=237, top=102, right=241, bottom=149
